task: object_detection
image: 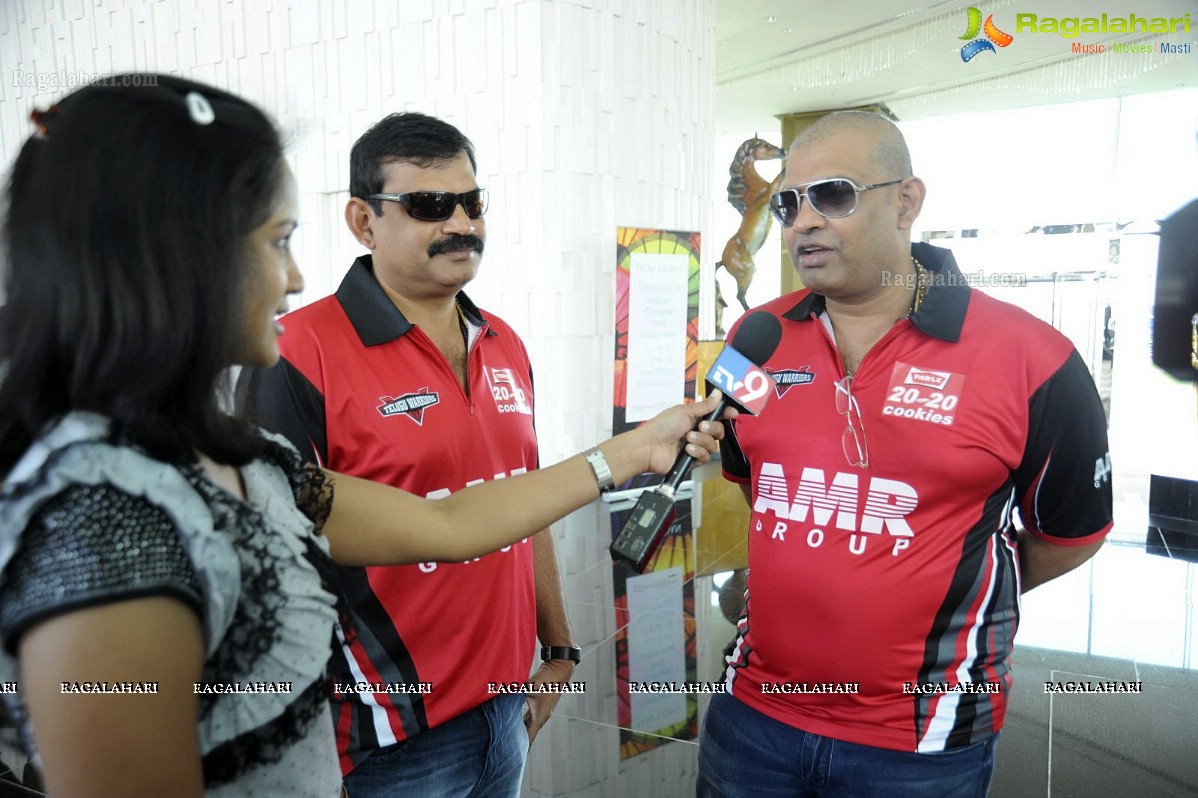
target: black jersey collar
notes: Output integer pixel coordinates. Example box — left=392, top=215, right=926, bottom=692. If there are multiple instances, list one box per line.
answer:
left=780, top=242, right=970, bottom=343
left=335, top=255, right=490, bottom=347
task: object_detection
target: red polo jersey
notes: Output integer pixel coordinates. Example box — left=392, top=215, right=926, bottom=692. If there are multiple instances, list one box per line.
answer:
left=720, top=242, right=1113, bottom=752
left=243, top=256, right=538, bottom=773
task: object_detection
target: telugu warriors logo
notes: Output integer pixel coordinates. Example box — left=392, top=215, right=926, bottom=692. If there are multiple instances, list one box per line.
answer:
left=958, top=7, right=1015, bottom=62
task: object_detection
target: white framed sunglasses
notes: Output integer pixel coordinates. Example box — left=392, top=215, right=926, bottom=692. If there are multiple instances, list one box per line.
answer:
left=769, top=178, right=903, bottom=226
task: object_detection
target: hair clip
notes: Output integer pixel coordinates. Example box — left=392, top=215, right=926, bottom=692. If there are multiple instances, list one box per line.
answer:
left=185, top=91, right=214, bottom=125
left=29, top=105, right=58, bottom=138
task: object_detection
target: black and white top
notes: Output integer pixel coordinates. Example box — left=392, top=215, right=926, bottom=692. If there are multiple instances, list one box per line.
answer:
left=0, top=412, right=342, bottom=795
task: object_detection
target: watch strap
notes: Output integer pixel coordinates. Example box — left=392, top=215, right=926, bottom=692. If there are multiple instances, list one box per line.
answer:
left=541, top=645, right=582, bottom=664
left=583, top=447, right=615, bottom=494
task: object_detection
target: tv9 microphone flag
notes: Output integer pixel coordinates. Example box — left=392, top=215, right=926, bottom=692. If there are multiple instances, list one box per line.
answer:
left=611, top=312, right=782, bottom=572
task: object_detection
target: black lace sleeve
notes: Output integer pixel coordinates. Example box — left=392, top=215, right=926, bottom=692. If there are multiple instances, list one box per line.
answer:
left=259, top=437, right=335, bottom=535
left=293, top=464, right=334, bottom=535
left=0, top=484, right=203, bottom=653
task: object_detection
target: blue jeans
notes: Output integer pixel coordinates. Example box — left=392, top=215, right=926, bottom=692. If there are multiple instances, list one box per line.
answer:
left=697, top=692, right=996, bottom=798
left=343, top=693, right=529, bottom=798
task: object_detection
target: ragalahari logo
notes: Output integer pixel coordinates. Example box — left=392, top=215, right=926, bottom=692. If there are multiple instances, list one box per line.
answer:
left=959, top=7, right=1014, bottom=61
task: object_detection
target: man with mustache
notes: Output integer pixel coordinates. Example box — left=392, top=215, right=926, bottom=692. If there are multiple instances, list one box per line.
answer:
left=243, top=113, right=573, bottom=796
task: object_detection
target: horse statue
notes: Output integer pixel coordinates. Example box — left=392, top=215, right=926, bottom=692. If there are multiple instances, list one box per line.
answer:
left=716, top=137, right=786, bottom=333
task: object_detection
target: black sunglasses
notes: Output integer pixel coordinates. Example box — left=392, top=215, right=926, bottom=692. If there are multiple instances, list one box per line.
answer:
left=768, top=178, right=903, bottom=227
left=365, top=188, right=489, bottom=221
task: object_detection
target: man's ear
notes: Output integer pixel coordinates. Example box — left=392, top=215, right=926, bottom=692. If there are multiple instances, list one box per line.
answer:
left=345, top=198, right=377, bottom=248
left=896, top=176, right=926, bottom=232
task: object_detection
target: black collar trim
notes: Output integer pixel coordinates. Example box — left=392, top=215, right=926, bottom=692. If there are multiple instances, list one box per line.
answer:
left=335, top=255, right=492, bottom=347
left=778, top=242, right=970, bottom=343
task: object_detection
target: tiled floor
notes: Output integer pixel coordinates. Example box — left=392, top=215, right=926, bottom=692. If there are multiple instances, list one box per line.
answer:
left=991, top=541, right=1198, bottom=797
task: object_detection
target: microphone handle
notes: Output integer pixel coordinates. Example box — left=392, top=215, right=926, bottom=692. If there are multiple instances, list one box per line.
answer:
left=662, top=397, right=729, bottom=494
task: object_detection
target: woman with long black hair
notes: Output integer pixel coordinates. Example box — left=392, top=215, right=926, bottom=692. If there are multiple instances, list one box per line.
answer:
left=0, top=74, right=728, bottom=796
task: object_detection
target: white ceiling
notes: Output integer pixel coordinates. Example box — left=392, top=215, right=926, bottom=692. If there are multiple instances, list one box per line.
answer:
left=715, top=0, right=1198, bottom=135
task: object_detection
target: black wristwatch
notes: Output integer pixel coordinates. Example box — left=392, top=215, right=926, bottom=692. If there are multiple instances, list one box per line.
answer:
left=540, top=645, right=582, bottom=664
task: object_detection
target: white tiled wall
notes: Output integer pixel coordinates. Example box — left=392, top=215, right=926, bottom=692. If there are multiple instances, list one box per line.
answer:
left=1, top=1, right=716, bottom=794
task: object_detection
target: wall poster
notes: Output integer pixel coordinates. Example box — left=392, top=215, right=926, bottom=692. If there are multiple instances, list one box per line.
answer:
left=611, top=228, right=701, bottom=760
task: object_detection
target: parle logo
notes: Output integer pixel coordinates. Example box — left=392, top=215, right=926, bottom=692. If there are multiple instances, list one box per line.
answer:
left=904, top=367, right=952, bottom=391
left=959, top=7, right=1014, bottom=62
